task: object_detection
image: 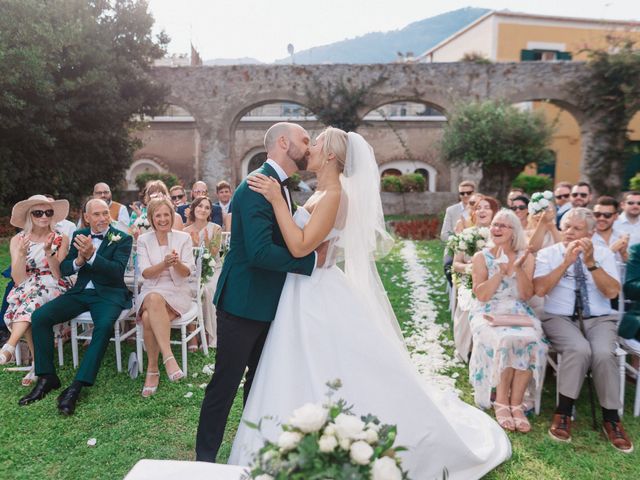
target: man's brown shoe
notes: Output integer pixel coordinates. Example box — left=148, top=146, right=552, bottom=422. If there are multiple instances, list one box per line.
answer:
left=602, top=421, right=634, bottom=453
left=548, top=414, right=572, bottom=442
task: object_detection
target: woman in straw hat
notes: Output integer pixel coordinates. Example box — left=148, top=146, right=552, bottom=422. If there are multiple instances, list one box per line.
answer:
left=0, top=195, right=72, bottom=385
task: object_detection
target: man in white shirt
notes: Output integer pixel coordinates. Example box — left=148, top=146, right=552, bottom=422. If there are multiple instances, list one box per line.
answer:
left=440, top=180, right=475, bottom=286
left=591, top=196, right=629, bottom=263
left=533, top=208, right=632, bottom=452
left=614, top=190, right=640, bottom=249
left=569, top=181, right=592, bottom=209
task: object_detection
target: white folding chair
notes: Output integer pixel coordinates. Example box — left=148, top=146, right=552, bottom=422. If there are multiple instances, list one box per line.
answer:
left=14, top=326, right=64, bottom=367
left=135, top=246, right=207, bottom=376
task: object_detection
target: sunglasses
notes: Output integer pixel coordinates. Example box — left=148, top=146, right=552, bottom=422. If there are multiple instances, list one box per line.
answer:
left=593, top=212, right=615, bottom=219
left=510, top=205, right=528, bottom=211
left=571, top=192, right=589, bottom=198
left=31, top=209, right=55, bottom=218
left=170, top=194, right=185, bottom=201
left=626, top=201, right=640, bottom=206
left=459, top=191, right=474, bottom=196
left=555, top=194, right=570, bottom=200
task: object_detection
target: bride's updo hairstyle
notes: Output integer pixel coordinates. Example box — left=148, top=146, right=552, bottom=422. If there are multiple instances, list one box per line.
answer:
left=321, top=127, right=348, bottom=173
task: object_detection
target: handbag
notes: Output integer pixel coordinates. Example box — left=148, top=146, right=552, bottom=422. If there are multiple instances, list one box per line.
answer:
left=484, top=313, right=534, bottom=327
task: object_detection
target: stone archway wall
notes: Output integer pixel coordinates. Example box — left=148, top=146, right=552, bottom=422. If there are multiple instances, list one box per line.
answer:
left=151, top=62, right=589, bottom=188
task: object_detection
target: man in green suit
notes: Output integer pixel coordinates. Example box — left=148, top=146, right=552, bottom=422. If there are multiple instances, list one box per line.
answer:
left=19, top=199, right=132, bottom=415
left=196, top=122, right=325, bottom=462
left=620, top=243, right=640, bottom=341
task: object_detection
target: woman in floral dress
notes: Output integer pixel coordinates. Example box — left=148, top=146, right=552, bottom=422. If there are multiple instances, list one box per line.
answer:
left=469, top=209, right=548, bottom=433
left=0, top=195, right=72, bottom=385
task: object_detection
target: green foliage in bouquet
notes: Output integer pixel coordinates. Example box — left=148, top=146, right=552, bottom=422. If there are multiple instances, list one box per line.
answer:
left=246, top=380, right=410, bottom=480
left=445, top=227, right=490, bottom=290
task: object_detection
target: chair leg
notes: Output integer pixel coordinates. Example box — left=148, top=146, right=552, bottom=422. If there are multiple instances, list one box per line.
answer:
left=181, top=325, right=188, bottom=376
left=136, top=324, right=144, bottom=374
left=619, top=353, right=626, bottom=417
left=15, top=341, right=22, bottom=366
left=556, top=353, right=562, bottom=407
left=535, top=356, right=548, bottom=415
left=199, top=321, right=209, bottom=356
left=634, top=371, right=640, bottom=417
left=114, top=321, right=122, bottom=373
left=71, top=320, right=79, bottom=369
left=57, top=330, right=64, bottom=366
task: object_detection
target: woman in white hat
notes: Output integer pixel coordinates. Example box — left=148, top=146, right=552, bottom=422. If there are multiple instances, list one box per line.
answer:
left=0, top=195, right=72, bottom=386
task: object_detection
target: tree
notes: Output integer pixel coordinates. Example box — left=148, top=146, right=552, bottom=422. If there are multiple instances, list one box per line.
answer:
left=572, top=37, right=640, bottom=195
left=0, top=0, right=169, bottom=209
left=440, top=101, right=554, bottom=201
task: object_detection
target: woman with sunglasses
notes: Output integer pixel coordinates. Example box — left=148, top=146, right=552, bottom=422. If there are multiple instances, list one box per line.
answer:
left=1, top=195, right=72, bottom=385
left=509, top=195, right=529, bottom=229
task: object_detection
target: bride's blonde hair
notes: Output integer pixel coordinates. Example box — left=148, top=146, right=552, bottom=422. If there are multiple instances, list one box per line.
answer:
left=321, top=127, right=348, bottom=173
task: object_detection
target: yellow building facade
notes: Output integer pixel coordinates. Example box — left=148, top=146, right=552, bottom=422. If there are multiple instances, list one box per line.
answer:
left=419, top=11, right=640, bottom=185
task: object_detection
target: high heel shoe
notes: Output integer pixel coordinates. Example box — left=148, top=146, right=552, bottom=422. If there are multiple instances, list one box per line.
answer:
left=0, top=343, right=16, bottom=365
left=163, top=356, right=185, bottom=381
left=141, top=371, right=160, bottom=397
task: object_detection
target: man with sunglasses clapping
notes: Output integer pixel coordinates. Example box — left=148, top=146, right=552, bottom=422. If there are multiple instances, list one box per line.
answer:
left=592, top=196, right=629, bottom=263
left=614, top=191, right=640, bottom=249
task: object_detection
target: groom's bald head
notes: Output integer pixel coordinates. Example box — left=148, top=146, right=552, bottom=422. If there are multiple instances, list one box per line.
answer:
left=264, top=122, right=296, bottom=153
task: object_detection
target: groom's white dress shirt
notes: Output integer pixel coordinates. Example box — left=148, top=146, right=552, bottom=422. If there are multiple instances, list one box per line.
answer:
left=72, top=227, right=109, bottom=290
left=265, top=159, right=292, bottom=212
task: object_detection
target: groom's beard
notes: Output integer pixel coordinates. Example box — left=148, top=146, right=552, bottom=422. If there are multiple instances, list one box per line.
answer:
left=288, top=144, right=309, bottom=171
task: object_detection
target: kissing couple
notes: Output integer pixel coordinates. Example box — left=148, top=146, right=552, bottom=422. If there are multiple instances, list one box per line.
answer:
left=195, top=122, right=511, bottom=478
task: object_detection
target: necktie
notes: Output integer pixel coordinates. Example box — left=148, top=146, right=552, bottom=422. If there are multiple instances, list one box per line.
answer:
left=574, top=256, right=591, bottom=318
left=91, top=234, right=104, bottom=240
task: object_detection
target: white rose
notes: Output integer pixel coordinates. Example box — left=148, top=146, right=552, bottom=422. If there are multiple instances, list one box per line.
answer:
left=339, top=437, right=352, bottom=451
left=543, top=190, right=553, bottom=200
left=277, top=431, right=302, bottom=452
left=476, top=239, right=486, bottom=248
left=528, top=204, right=536, bottom=214
left=365, top=422, right=380, bottom=432
left=262, top=450, right=276, bottom=463
left=255, top=475, right=274, bottom=480
left=372, top=457, right=402, bottom=480
left=288, top=403, right=328, bottom=433
left=538, top=198, right=550, bottom=208
left=323, top=424, right=336, bottom=436
left=478, top=227, right=490, bottom=238
left=364, top=428, right=379, bottom=444
left=208, top=259, right=216, bottom=267
left=349, top=441, right=374, bottom=465
left=318, top=434, right=338, bottom=453
left=334, top=413, right=365, bottom=440
left=530, top=201, right=540, bottom=212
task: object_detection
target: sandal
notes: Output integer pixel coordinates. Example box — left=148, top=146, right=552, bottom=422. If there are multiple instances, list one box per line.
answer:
left=163, top=355, right=185, bottom=382
left=0, top=344, right=16, bottom=365
left=21, top=366, right=37, bottom=387
left=141, top=371, right=160, bottom=397
left=510, top=404, right=531, bottom=433
left=188, top=344, right=198, bottom=353
left=493, top=402, right=515, bottom=432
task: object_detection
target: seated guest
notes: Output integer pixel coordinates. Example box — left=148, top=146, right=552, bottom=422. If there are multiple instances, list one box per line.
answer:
left=19, top=199, right=132, bottom=415
left=554, top=181, right=573, bottom=229
left=614, top=191, right=640, bottom=249
left=454, top=192, right=483, bottom=233
left=533, top=208, right=633, bottom=452
left=137, top=198, right=195, bottom=397
left=184, top=197, right=222, bottom=349
left=130, top=180, right=184, bottom=236
left=619, top=243, right=640, bottom=341
left=178, top=181, right=223, bottom=228
left=441, top=180, right=475, bottom=286
left=592, top=196, right=628, bottom=263
left=170, top=185, right=188, bottom=210
left=507, top=187, right=525, bottom=208
left=509, top=195, right=529, bottom=229
left=92, top=182, right=130, bottom=230
left=452, top=195, right=499, bottom=362
left=1, top=196, right=72, bottom=387
left=214, top=181, right=233, bottom=232
left=469, top=209, right=547, bottom=433
left=527, top=203, right=561, bottom=254
left=569, top=181, right=592, bottom=209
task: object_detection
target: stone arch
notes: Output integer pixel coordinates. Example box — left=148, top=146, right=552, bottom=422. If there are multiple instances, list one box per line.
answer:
left=378, top=160, right=438, bottom=192
left=362, top=99, right=448, bottom=120
left=125, top=158, right=167, bottom=190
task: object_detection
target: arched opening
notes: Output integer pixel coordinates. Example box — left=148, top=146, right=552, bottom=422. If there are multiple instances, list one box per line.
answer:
left=240, top=101, right=316, bottom=121
left=379, top=160, right=437, bottom=192
left=381, top=168, right=402, bottom=177
left=125, top=159, right=167, bottom=190
left=363, top=101, right=446, bottom=121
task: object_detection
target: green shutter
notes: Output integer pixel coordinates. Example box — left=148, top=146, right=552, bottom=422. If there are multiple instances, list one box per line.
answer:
left=557, top=51, right=572, bottom=60
left=520, top=49, right=537, bottom=61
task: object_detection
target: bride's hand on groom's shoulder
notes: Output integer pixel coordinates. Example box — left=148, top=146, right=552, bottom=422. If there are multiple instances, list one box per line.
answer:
left=247, top=173, right=282, bottom=205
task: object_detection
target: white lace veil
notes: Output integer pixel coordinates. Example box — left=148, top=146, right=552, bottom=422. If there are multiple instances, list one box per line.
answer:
left=336, top=132, right=404, bottom=342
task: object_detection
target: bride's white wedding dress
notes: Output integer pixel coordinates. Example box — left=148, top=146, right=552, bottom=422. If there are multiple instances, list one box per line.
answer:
left=228, top=206, right=511, bottom=479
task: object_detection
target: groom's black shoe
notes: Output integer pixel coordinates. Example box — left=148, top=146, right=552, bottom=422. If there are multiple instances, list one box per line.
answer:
left=57, top=384, right=82, bottom=416
left=18, top=375, right=61, bottom=406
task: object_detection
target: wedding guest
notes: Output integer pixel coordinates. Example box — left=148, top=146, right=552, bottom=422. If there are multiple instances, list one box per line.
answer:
left=509, top=195, right=529, bottom=229
left=177, top=181, right=224, bottom=227
left=554, top=181, right=572, bottom=228
left=469, top=209, right=547, bottom=432
left=619, top=243, right=640, bottom=342
left=527, top=203, right=561, bottom=254
left=170, top=185, right=188, bottom=209
left=570, top=181, right=592, bottom=209
left=441, top=180, right=476, bottom=286
left=92, top=182, right=130, bottom=229
left=452, top=196, right=499, bottom=362
left=130, top=180, right=184, bottom=236
left=614, top=191, right=640, bottom=248
left=533, top=208, right=632, bottom=452
left=592, top=196, right=629, bottom=263
left=184, top=196, right=222, bottom=349
left=137, top=197, right=194, bottom=397
left=19, top=199, right=132, bottom=415
left=1, top=196, right=72, bottom=386
left=214, top=181, right=233, bottom=232
left=507, top=187, right=525, bottom=207
left=454, top=192, right=483, bottom=233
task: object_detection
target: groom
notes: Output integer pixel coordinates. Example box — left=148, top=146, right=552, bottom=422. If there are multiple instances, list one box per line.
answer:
left=196, top=122, right=325, bottom=462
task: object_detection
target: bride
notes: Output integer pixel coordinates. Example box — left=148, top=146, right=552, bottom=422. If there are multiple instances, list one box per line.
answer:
left=229, top=127, right=511, bottom=479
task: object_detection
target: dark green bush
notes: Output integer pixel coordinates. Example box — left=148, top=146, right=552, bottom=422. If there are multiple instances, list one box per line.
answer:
left=381, top=176, right=403, bottom=192
left=510, top=173, right=553, bottom=195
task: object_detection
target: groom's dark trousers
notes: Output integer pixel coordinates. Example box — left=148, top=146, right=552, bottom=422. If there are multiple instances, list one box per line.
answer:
left=195, top=162, right=315, bottom=462
left=195, top=309, right=270, bottom=462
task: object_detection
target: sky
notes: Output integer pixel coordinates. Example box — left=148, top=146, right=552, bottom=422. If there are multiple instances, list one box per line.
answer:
left=147, top=0, right=640, bottom=63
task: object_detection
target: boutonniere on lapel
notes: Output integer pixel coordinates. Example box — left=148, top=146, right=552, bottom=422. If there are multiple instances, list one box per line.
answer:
left=107, top=231, right=122, bottom=246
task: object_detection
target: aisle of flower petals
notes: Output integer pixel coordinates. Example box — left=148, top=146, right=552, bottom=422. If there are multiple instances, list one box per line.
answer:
left=399, top=240, right=462, bottom=395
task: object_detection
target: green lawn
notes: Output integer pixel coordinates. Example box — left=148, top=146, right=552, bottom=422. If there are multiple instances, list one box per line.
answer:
left=0, top=239, right=638, bottom=479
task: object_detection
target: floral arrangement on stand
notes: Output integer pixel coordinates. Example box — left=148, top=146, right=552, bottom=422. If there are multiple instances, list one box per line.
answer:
left=445, top=226, right=490, bottom=290
left=246, top=380, right=410, bottom=480
left=528, top=190, right=554, bottom=215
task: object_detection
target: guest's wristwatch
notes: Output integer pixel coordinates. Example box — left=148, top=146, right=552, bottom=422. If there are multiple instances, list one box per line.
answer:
left=586, top=261, right=601, bottom=272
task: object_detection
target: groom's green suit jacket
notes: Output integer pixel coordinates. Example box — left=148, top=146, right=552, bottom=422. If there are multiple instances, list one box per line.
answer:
left=214, top=162, right=315, bottom=322
left=60, top=226, right=133, bottom=309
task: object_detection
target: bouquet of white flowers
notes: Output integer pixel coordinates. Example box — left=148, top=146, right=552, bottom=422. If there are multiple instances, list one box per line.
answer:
left=245, top=380, right=410, bottom=480
left=445, top=227, right=490, bottom=290
left=528, top=190, right=554, bottom=215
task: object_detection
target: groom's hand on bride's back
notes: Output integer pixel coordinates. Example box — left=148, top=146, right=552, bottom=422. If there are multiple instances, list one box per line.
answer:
left=315, top=240, right=329, bottom=268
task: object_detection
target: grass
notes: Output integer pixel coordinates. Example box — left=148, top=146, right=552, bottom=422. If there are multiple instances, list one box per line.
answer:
left=0, top=239, right=638, bottom=478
